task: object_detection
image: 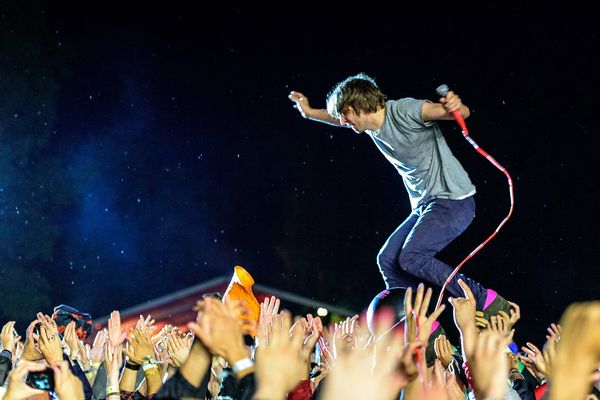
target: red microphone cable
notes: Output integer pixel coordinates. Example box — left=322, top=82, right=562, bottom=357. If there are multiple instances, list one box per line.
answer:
left=434, top=84, right=515, bottom=310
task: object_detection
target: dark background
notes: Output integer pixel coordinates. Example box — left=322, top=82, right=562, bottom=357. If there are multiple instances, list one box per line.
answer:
left=1, top=5, right=598, bottom=346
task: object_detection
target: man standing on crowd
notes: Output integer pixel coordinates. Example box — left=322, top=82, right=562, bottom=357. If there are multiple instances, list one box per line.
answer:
left=288, top=73, right=509, bottom=315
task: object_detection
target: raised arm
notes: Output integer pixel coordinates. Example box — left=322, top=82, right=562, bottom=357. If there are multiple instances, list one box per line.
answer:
left=422, top=90, right=470, bottom=122
left=288, top=91, right=343, bottom=127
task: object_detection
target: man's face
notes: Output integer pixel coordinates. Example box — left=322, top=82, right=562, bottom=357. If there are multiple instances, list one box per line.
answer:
left=339, top=107, right=365, bottom=133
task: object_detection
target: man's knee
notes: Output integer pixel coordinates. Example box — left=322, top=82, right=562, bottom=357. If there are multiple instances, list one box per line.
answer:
left=377, top=249, right=398, bottom=279
left=398, top=250, right=427, bottom=273
left=377, top=245, right=395, bottom=266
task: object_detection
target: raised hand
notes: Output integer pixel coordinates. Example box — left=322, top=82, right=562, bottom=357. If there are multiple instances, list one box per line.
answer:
left=135, top=315, right=157, bottom=337
left=444, top=370, right=468, bottom=400
left=506, top=301, right=521, bottom=329
left=290, top=313, right=320, bottom=344
left=288, top=91, right=313, bottom=119
left=546, top=322, right=561, bottom=341
left=478, top=301, right=520, bottom=332
left=426, top=359, right=467, bottom=400
left=226, top=299, right=256, bottom=336
left=489, top=313, right=511, bottom=338
left=322, top=307, right=407, bottom=400
left=310, top=360, right=332, bottom=392
left=2, top=360, right=47, bottom=400
left=397, top=340, right=424, bottom=384
left=474, top=311, right=490, bottom=332
left=448, top=280, right=477, bottom=330
left=76, top=338, right=92, bottom=371
left=36, top=313, right=59, bottom=337
left=63, top=321, right=81, bottom=360
left=166, top=329, right=192, bottom=367
left=434, top=334, right=454, bottom=369
left=256, top=295, right=281, bottom=347
left=151, top=323, right=174, bottom=349
left=123, top=328, right=155, bottom=365
left=38, top=323, right=64, bottom=366
left=305, top=313, right=323, bottom=335
left=353, top=314, right=375, bottom=351
left=187, top=297, right=249, bottom=366
left=518, top=342, right=546, bottom=381
left=333, top=315, right=359, bottom=358
left=52, top=360, right=85, bottom=400
left=20, top=320, right=43, bottom=361
left=296, top=313, right=334, bottom=366
left=107, top=311, right=128, bottom=347
left=449, top=280, right=479, bottom=360
left=253, top=311, right=311, bottom=400
left=404, top=283, right=446, bottom=344
left=154, top=340, right=172, bottom=368
left=89, top=329, right=108, bottom=363
left=0, top=321, right=21, bottom=354
left=519, top=341, right=550, bottom=379
left=103, top=341, right=123, bottom=387
left=468, top=329, right=512, bottom=400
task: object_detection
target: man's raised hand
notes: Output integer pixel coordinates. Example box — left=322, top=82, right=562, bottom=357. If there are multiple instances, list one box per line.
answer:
left=288, top=91, right=312, bottom=118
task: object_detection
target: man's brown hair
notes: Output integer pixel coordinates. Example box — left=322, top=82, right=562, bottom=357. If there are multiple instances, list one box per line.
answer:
left=326, top=73, right=387, bottom=119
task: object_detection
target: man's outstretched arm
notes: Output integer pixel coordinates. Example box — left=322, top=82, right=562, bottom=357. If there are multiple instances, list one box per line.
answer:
left=288, top=91, right=343, bottom=127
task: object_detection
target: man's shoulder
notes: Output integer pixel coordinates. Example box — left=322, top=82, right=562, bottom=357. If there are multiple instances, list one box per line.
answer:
left=380, top=97, right=436, bottom=135
left=387, top=97, right=420, bottom=104
left=386, top=98, right=423, bottom=112
left=385, top=98, right=427, bottom=121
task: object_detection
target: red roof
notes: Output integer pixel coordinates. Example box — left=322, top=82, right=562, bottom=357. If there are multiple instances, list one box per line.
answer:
left=93, top=275, right=355, bottom=336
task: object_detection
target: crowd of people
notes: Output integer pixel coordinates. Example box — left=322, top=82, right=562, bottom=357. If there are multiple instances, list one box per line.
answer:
left=0, top=279, right=599, bottom=400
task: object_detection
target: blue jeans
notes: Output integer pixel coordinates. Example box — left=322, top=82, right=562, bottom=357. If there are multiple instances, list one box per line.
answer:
left=377, top=196, right=487, bottom=309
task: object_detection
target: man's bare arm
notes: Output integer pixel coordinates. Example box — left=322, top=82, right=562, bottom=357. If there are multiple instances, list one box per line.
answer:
left=422, top=90, right=470, bottom=122
left=288, top=91, right=343, bottom=127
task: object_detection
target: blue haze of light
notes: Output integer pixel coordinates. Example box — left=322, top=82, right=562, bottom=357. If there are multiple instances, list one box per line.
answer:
left=49, top=51, right=266, bottom=317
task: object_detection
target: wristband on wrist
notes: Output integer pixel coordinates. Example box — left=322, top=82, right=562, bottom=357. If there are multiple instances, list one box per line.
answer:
left=231, top=357, right=254, bottom=374
left=125, top=362, right=140, bottom=370
left=106, top=392, right=120, bottom=398
left=142, top=362, right=159, bottom=372
left=106, top=385, right=120, bottom=394
left=143, top=367, right=160, bottom=377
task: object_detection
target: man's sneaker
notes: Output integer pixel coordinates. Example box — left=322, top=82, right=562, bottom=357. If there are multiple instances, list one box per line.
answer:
left=480, top=289, right=511, bottom=320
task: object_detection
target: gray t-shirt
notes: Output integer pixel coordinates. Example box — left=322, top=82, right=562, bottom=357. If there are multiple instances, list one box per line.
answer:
left=367, top=98, right=476, bottom=209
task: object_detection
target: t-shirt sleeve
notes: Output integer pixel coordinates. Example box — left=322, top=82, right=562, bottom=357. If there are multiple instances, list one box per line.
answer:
left=389, top=98, right=435, bottom=132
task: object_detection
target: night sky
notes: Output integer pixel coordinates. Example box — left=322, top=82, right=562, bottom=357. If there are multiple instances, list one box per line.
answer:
left=1, top=5, right=599, bottom=344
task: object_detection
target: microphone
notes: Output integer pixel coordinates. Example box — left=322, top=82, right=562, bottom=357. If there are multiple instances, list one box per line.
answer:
left=436, top=84, right=467, bottom=133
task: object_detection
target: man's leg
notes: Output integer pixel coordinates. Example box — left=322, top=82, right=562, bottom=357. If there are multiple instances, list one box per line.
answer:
left=376, top=211, right=421, bottom=289
left=397, top=196, right=489, bottom=309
